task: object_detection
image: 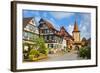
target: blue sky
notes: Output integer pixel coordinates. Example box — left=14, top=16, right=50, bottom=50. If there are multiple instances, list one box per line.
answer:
left=23, top=10, right=91, bottom=39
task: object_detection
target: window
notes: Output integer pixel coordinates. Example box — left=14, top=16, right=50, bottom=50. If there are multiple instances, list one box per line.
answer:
left=23, top=31, right=38, bottom=41
left=49, top=35, right=54, bottom=40
left=49, top=35, right=51, bottom=40
left=40, top=29, right=44, bottom=33
left=47, top=30, right=49, bottom=33
left=43, top=24, right=48, bottom=29
left=28, top=33, right=33, bottom=40
left=47, top=36, right=49, bottom=40
left=48, top=44, right=50, bottom=48
left=44, top=36, right=47, bottom=40
left=51, top=36, right=54, bottom=40
left=25, top=24, right=37, bottom=32
left=51, top=44, right=53, bottom=48
left=45, top=29, right=47, bottom=33
left=23, top=32, right=28, bottom=39
left=48, top=44, right=53, bottom=48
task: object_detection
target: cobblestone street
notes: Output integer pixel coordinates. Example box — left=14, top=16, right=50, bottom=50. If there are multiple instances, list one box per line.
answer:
left=38, top=51, right=84, bottom=62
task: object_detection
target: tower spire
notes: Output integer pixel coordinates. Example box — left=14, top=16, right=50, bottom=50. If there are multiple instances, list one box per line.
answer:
left=73, top=15, right=80, bottom=32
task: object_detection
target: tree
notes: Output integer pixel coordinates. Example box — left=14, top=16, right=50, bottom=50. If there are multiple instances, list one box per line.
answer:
left=79, top=46, right=91, bottom=59
left=34, top=37, right=48, bottom=55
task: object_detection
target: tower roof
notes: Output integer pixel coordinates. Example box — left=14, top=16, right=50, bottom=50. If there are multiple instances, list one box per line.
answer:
left=73, top=21, right=80, bottom=32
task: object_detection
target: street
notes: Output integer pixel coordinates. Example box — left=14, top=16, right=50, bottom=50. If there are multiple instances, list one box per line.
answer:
left=38, top=51, right=83, bottom=62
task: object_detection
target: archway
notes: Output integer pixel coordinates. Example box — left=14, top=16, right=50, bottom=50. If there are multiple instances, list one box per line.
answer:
left=74, top=45, right=79, bottom=51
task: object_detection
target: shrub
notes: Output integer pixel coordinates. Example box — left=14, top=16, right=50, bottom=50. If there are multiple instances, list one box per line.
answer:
left=29, top=55, right=34, bottom=60
left=79, top=46, right=91, bottom=59
left=85, top=46, right=91, bottom=59
left=29, top=49, right=40, bottom=59
left=79, top=47, right=86, bottom=58
left=38, top=47, right=49, bottom=55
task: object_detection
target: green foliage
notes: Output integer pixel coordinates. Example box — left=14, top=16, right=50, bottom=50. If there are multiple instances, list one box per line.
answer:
left=33, top=37, right=49, bottom=55
left=79, top=46, right=91, bottom=59
left=29, top=55, right=34, bottom=60
left=28, top=36, right=49, bottom=60
left=85, top=46, right=91, bottom=59
left=29, top=49, right=40, bottom=58
left=79, top=47, right=86, bottom=58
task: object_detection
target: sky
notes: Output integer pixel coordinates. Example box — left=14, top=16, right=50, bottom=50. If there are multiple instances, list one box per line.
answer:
left=23, top=10, right=91, bottom=40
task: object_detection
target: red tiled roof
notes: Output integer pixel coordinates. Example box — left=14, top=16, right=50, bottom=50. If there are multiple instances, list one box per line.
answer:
left=60, top=26, right=74, bottom=40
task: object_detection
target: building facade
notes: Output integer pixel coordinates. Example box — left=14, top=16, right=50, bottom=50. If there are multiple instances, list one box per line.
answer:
left=23, top=17, right=39, bottom=59
left=22, top=17, right=82, bottom=57
left=38, top=18, right=73, bottom=53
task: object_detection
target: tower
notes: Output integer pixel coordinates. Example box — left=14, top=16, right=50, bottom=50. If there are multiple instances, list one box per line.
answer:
left=72, top=21, right=80, bottom=42
left=72, top=20, right=81, bottom=50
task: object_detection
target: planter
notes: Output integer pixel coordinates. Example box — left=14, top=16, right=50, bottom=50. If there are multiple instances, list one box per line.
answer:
left=29, top=54, right=48, bottom=61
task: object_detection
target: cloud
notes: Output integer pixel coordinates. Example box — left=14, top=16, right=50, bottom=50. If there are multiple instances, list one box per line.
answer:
left=66, top=13, right=91, bottom=40
left=46, top=18, right=60, bottom=30
left=79, top=13, right=91, bottom=39
left=34, top=17, right=41, bottom=26
left=42, top=12, right=48, bottom=18
left=50, top=12, right=75, bottom=20
left=23, top=10, right=91, bottom=40
left=66, top=24, right=74, bottom=35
